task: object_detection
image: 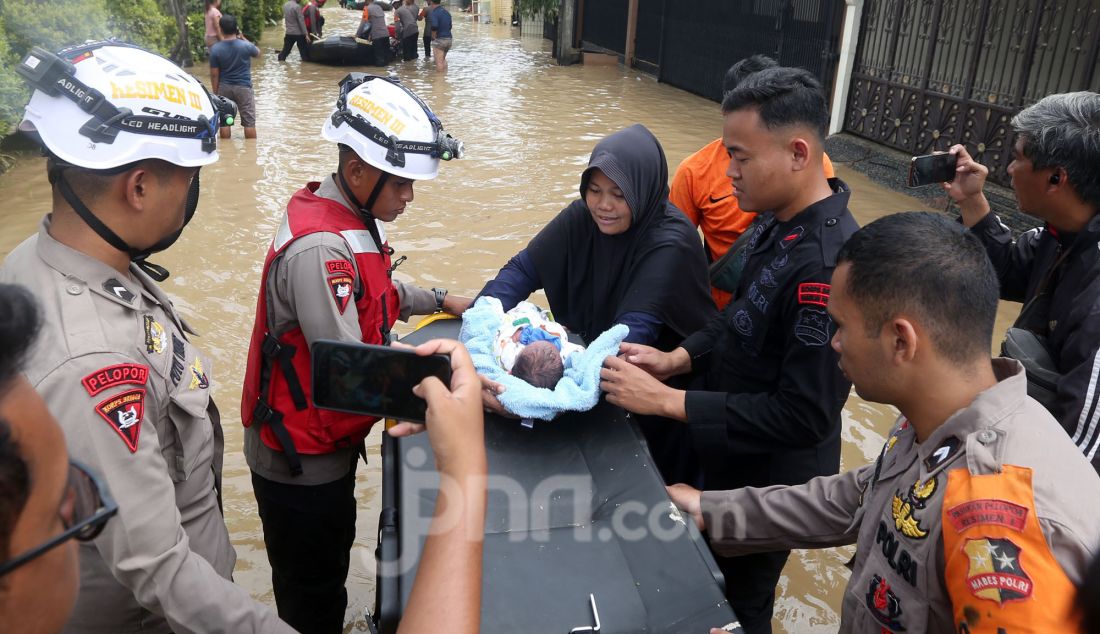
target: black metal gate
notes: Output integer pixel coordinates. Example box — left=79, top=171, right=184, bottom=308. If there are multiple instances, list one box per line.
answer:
left=844, top=0, right=1100, bottom=188
left=581, top=0, right=629, bottom=54
left=634, top=0, right=665, bottom=70
left=657, top=0, right=846, bottom=102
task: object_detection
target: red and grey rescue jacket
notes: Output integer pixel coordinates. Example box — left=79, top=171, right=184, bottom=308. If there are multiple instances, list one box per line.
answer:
left=240, top=182, right=399, bottom=475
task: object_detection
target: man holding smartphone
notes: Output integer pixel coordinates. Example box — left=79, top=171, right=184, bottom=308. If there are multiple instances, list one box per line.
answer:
left=946, top=91, right=1100, bottom=474
left=240, top=74, right=471, bottom=633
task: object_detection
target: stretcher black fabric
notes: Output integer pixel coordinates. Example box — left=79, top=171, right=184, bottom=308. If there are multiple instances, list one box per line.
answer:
left=375, top=319, right=740, bottom=633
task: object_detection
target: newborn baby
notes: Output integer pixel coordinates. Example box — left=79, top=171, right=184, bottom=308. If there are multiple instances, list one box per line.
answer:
left=494, top=301, right=585, bottom=389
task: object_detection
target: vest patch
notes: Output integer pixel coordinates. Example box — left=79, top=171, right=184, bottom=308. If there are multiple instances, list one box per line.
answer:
left=189, top=357, right=209, bottom=390
left=144, top=315, right=168, bottom=354
left=170, top=334, right=186, bottom=386
left=876, top=520, right=919, bottom=585
left=82, top=363, right=149, bottom=396
left=732, top=309, right=754, bottom=337
left=103, top=278, right=134, bottom=303
left=797, top=282, right=830, bottom=307
left=95, top=388, right=145, bottom=453
left=326, top=259, right=354, bottom=276
left=925, top=436, right=961, bottom=471
left=947, top=499, right=1028, bottom=533
left=864, top=573, right=905, bottom=631
left=794, top=307, right=830, bottom=346
left=329, top=274, right=354, bottom=314
left=963, top=537, right=1033, bottom=605
left=781, top=226, right=804, bottom=248
left=891, top=476, right=937, bottom=539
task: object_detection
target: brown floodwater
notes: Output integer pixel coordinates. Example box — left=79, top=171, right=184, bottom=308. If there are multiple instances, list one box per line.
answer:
left=0, top=8, right=1021, bottom=632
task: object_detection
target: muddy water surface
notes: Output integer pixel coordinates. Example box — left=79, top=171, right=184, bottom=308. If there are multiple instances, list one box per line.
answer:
left=0, top=8, right=1021, bottom=632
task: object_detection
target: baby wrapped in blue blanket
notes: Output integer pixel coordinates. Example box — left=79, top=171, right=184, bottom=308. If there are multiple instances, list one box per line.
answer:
left=493, top=301, right=586, bottom=388
left=461, top=297, right=629, bottom=420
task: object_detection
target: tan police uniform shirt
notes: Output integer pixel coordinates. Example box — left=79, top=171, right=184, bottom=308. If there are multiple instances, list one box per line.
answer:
left=700, top=360, right=1100, bottom=633
left=244, top=175, right=437, bottom=485
left=0, top=218, right=294, bottom=634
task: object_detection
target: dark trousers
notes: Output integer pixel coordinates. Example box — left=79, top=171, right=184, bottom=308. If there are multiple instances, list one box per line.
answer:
left=716, top=550, right=789, bottom=634
left=423, top=33, right=432, bottom=57
left=278, top=34, right=310, bottom=61
left=252, top=460, right=358, bottom=634
left=401, top=34, right=419, bottom=59
left=372, top=37, right=389, bottom=66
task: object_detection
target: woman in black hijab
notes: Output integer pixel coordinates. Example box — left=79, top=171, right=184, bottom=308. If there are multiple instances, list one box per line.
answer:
left=478, top=124, right=715, bottom=350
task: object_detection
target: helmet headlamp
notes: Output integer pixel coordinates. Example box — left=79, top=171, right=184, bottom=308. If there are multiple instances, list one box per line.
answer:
left=331, top=73, right=464, bottom=169
left=16, top=42, right=225, bottom=154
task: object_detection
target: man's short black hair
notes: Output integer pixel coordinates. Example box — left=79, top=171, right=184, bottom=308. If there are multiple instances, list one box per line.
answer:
left=48, top=158, right=175, bottom=202
left=722, top=54, right=777, bottom=95
left=722, top=66, right=829, bottom=141
left=837, top=212, right=999, bottom=364
left=219, top=14, right=240, bottom=35
left=0, top=284, right=41, bottom=563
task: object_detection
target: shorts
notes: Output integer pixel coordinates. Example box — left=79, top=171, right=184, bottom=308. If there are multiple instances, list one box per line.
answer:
left=217, top=83, right=256, bottom=128
left=431, top=37, right=453, bottom=52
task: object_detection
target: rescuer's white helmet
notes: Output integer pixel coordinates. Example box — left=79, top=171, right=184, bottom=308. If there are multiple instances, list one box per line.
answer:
left=16, top=40, right=235, bottom=169
left=321, top=73, right=463, bottom=181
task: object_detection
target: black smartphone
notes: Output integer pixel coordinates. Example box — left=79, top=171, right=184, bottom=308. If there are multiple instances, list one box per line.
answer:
left=311, top=340, right=451, bottom=424
left=908, top=152, right=958, bottom=187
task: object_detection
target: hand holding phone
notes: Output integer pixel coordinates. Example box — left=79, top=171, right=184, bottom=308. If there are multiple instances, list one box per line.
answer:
left=312, top=340, right=451, bottom=424
left=942, top=144, right=991, bottom=210
left=907, top=152, right=958, bottom=187
left=394, top=339, right=487, bottom=477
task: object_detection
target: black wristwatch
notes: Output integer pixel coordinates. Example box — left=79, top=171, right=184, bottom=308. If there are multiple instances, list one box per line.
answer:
left=432, top=287, right=448, bottom=311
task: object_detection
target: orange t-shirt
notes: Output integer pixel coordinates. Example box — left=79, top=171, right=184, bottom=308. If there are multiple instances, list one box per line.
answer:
left=669, top=138, right=835, bottom=309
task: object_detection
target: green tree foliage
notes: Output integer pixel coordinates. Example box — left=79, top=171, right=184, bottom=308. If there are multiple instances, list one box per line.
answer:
left=2, top=0, right=112, bottom=58
left=0, top=0, right=280, bottom=158
left=0, top=14, right=27, bottom=137
left=265, top=0, right=285, bottom=25
left=0, top=0, right=112, bottom=139
left=187, top=12, right=208, bottom=62
left=107, top=0, right=177, bottom=53
left=219, top=0, right=265, bottom=41
left=515, top=0, right=557, bottom=19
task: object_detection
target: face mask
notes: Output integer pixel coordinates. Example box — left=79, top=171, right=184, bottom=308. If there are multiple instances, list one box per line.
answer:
left=52, top=164, right=200, bottom=282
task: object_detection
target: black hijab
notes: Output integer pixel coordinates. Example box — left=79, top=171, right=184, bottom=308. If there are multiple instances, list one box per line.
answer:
left=527, top=124, right=714, bottom=344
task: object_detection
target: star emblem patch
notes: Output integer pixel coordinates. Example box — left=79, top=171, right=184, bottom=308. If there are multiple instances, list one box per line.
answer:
left=963, top=537, right=1033, bottom=605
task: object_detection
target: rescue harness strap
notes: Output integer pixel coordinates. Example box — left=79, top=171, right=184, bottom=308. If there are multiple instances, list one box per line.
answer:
left=253, top=333, right=309, bottom=477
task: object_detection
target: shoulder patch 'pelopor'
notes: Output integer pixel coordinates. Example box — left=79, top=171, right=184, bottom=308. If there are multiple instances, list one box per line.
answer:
left=82, top=363, right=149, bottom=396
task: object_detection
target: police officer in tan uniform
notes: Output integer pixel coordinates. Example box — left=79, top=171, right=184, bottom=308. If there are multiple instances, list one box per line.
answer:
left=240, top=74, right=470, bottom=632
left=0, top=42, right=295, bottom=633
left=669, top=213, right=1100, bottom=634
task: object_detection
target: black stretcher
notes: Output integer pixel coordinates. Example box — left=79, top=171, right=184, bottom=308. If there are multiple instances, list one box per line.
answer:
left=372, top=319, right=741, bottom=633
